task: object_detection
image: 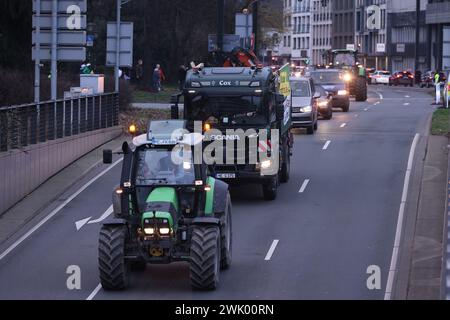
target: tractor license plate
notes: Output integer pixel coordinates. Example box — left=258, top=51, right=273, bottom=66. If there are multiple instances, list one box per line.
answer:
left=216, top=173, right=236, bottom=179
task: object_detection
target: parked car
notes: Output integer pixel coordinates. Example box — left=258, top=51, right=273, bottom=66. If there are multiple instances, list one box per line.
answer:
left=371, top=70, right=391, bottom=85
left=310, top=69, right=350, bottom=112
left=289, top=76, right=319, bottom=134
left=315, top=85, right=333, bottom=120
left=389, top=71, right=414, bottom=87
left=420, top=71, right=434, bottom=88
left=366, top=68, right=376, bottom=84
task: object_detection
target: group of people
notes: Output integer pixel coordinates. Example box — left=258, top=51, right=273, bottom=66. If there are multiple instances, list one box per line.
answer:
left=134, top=59, right=189, bottom=92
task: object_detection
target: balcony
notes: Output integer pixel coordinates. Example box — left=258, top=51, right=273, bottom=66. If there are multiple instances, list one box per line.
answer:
left=293, top=6, right=311, bottom=13
left=293, top=26, right=311, bottom=34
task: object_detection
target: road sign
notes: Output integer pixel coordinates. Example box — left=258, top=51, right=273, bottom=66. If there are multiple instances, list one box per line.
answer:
left=33, top=14, right=87, bottom=30
left=32, top=30, right=86, bottom=46
left=396, top=43, right=405, bottom=53
left=346, top=44, right=355, bottom=51
left=208, top=34, right=240, bottom=52
left=106, top=22, right=134, bottom=67
left=235, top=13, right=253, bottom=48
left=86, top=34, right=94, bottom=47
left=33, top=0, right=87, bottom=13
left=376, top=43, right=385, bottom=53
left=32, top=47, right=86, bottom=61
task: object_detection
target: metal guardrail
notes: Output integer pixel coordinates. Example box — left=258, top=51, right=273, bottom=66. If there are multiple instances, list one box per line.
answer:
left=0, top=93, right=119, bottom=152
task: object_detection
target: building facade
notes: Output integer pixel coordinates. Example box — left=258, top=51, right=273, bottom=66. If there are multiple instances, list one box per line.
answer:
left=331, top=0, right=355, bottom=49
left=291, top=0, right=313, bottom=65
left=426, top=0, right=450, bottom=72
left=311, top=0, right=333, bottom=65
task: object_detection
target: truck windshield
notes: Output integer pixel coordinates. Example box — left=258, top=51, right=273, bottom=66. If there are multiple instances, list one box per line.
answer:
left=311, top=72, right=342, bottom=84
left=135, top=148, right=195, bottom=186
left=290, top=81, right=311, bottom=97
left=334, top=53, right=355, bottom=66
left=187, top=95, right=266, bottom=126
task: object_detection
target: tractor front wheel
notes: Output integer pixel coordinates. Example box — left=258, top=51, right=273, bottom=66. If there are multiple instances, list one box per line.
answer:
left=190, top=225, right=221, bottom=290
left=98, top=225, right=129, bottom=290
left=354, top=77, right=367, bottom=101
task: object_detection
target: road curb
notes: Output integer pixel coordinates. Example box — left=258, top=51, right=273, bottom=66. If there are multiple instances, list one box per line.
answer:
left=445, top=137, right=450, bottom=300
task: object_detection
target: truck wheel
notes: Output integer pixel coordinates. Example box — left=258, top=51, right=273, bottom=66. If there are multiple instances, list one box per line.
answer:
left=262, top=176, right=278, bottom=201
left=314, top=121, right=318, bottom=131
left=354, top=77, right=367, bottom=101
left=190, top=225, right=221, bottom=290
left=342, top=103, right=350, bottom=112
left=280, top=144, right=290, bottom=183
left=98, top=225, right=129, bottom=290
left=306, top=126, right=314, bottom=135
left=220, top=194, right=232, bottom=270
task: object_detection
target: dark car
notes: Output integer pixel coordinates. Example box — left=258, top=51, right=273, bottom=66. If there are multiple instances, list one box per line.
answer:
left=310, top=69, right=350, bottom=112
left=420, top=71, right=434, bottom=88
left=389, top=71, right=414, bottom=87
left=315, top=85, right=333, bottom=120
left=289, top=76, right=319, bottom=134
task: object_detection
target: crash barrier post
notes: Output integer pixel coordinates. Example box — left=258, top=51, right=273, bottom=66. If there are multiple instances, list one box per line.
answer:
left=0, top=93, right=119, bottom=152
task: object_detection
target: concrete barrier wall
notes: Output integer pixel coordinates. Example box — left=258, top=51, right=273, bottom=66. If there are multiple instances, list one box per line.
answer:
left=0, top=126, right=122, bottom=214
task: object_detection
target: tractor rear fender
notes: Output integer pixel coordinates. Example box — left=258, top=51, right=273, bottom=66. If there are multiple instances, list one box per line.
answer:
left=102, top=218, right=128, bottom=227
left=211, top=178, right=229, bottom=216
left=191, top=217, right=221, bottom=226
left=112, top=186, right=122, bottom=217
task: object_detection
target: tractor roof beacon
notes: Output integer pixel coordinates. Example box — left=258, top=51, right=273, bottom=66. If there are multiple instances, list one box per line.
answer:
left=323, top=49, right=368, bottom=102
left=99, top=120, right=232, bottom=291
left=171, top=66, right=293, bottom=201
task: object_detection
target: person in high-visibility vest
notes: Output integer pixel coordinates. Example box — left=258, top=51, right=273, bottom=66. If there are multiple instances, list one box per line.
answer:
left=434, top=71, right=442, bottom=105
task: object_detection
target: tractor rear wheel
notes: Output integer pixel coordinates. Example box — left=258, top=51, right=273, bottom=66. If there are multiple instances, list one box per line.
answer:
left=190, top=225, right=221, bottom=290
left=354, top=77, right=367, bottom=101
left=263, top=176, right=278, bottom=200
left=220, top=195, right=233, bottom=270
left=280, top=141, right=290, bottom=183
left=98, top=225, right=129, bottom=290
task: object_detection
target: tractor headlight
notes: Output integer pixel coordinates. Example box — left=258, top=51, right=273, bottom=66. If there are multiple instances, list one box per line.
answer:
left=343, top=73, right=352, bottom=82
left=159, top=227, right=170, bottom=235
left=338, top=90, right=348, bottom=96
left=318, top=100, right=329, bottom=107
left=300, top=105, right=312, bottom=113
left=144, top=227, right=155, bottom=235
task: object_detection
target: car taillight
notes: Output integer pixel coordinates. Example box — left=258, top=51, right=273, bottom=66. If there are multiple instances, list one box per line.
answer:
left=408, top=75, right=413, bottom=79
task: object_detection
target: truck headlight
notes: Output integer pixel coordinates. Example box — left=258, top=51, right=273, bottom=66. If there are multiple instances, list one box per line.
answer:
left=261, top=159, right=272, bottom=169
left=318, top=101, right=329, bottom=107
left=300, top=106, right=312, bottom=113
left=343, top=73, right=352, bottom=82
left=338, top=90, right=348, bottom=96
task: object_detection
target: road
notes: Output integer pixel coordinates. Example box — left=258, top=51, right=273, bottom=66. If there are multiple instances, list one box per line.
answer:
left=0, top=85, right=434, bottom=299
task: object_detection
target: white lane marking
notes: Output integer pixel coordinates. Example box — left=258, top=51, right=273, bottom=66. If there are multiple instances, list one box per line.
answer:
left=405, top=95, right=410, bottom=98
left=340, top=123, right=347, bottom=128
left=75, top=217, right=92, bottom=231
left=0, top=158, right=123, bottom=262
left=322, top=140, right=331, bottom=150
left=374, top=101, right=380, bottom=106
left=354, top=114, right=359, bottom=117
left=264, top=240, right=279, bottom=261
left=86, top=283, right=102, bottom=300
left=384, top=133, right=420, bottom=300
left=298, top=179, right=310, bottom=193
left=377, top=92, right=384, bottom=100
left=364, top=108, right=369, bottom=111
left=88, top=205, right=114, bottom=225
left=403, top=103, right=410, bottom=106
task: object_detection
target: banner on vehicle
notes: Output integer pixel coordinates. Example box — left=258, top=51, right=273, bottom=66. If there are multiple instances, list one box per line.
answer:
left=279, top=63, right=290, bottom=98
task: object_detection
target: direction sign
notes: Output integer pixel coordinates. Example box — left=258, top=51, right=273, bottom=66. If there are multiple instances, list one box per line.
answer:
left=33, top=14, right=87, bottom=30
left=32, top=30, right=86, bottom=46
left=32, top=47, right=86, bottom=61
left=33, top=0, right=87, bottom=13
left=106, top=22, right=134, bottom=67
left=208, top=34, right=240, bottom=53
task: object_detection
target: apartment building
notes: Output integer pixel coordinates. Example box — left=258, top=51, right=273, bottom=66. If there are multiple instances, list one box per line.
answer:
left=426, top=0, right=450, bottom=71
left=311, top=0, right=333, bottom=65
left=331, top=0, right=355, bottom=50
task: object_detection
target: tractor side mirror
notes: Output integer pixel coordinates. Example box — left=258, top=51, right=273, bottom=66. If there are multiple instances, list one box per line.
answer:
left=313, top=92, right=321, bottom=99
left=103, top=149, right=113, bottom=164
left=122, top=142, right=131, bottom=155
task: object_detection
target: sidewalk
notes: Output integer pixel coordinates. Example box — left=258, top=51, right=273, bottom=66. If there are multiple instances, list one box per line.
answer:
left=0, top=134, right=129, bottom=247
left=394, top=133, right=449, bottom=299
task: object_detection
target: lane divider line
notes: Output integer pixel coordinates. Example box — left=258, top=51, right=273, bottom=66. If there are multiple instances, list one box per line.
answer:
left=0, top=158, right=123, bottom=262
left=264, top=240, right=279, bottom=261
left=86, top=283, right=102, bottom=300
left=340, top=123, right=347, bottom=128
left=88, top=205, right=114, bottom=225
left=404, top=103, right=410, bottom=106
left=322, top=140, right=331, bottom=150
left=384, top=133, right=420, bottom=300
left=299, top=179, right=310, bottom=193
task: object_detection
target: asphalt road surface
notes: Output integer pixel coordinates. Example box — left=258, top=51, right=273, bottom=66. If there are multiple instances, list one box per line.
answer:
left=0, top=85, right=434, bottom=299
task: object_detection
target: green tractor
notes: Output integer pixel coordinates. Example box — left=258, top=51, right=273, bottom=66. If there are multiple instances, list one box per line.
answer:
left=323, top=49, right=368, bottom=102
left=99, top=120, right=232, bottom=290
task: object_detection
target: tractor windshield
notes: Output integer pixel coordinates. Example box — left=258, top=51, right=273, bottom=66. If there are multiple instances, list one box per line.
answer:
left=311, top=71, right=342, bottom=84
left=333, top=53, right=355, bottom=67
left=135, top=148, right=195, bottom=186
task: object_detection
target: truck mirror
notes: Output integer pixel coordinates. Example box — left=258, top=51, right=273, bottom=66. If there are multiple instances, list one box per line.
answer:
left=122, top=142, right=131, bottom=155
left=103, top=149, right=113, bottom=164
left=171, top=105, right=179, bottom=119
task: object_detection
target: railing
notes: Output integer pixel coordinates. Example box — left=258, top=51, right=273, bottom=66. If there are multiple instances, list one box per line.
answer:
left=0, top=93, right=119, bottom=152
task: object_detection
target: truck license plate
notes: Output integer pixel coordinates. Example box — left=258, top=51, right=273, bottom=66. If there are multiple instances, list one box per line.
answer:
left=216, top=173, right=236, bottom=179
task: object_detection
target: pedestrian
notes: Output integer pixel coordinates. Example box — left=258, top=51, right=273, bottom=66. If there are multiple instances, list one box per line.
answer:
left=434, top=71, right=442, bottom=105
left=159, top=64, right=166, bottom=91
left=135, top=59, right=144, bottom=88
left=152, top=65, right=161, bottom=92
left=178, top=65, right=187, bottom=91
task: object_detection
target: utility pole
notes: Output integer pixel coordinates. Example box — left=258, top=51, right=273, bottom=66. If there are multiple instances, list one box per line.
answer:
left=252, top=1, right=258, bottom=53
left=51, top=0, right=58, bottom=100
left=115, top=0, right=121, bottom=93
left=34, top=0, right=41, bottom=103
left=217, top=0, right=224, bottom=52
left=414, top=0, right=420, bottom=76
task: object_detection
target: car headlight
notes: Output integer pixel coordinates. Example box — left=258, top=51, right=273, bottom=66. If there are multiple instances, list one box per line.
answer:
left=261, top=159, right=272, bottom=169
left=300, top=106, right=312, bottom=113
left=343, top=73, right=352, bottom=82
left=318, top=100, right=329, bottom=107
left=338, top=90, right=348, bottom=96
